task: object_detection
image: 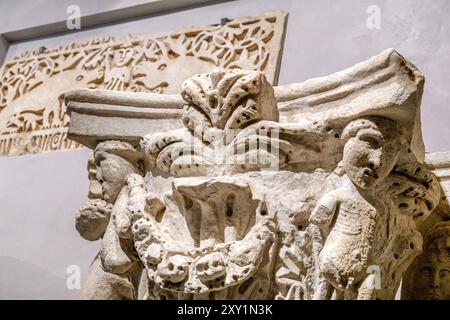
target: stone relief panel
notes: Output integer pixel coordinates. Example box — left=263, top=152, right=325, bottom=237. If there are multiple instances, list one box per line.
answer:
left=66, top=49, right=446, bottom=299
left=0, top=10, right=287, bottom=156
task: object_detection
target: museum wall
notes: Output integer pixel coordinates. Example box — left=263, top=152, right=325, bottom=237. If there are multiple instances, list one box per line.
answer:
left=0, top=0, right=449, bottom=299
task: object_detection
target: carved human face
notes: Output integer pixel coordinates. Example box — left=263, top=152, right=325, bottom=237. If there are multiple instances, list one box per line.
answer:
left=75, top=156, right=112, bottom=240
left=94, top=152, right=138, bottom=203
left=414, top=249, right=450, bottom=299
left=343, top=126, right=399, bottom=190
left=114, top=47, right=134, bottom=67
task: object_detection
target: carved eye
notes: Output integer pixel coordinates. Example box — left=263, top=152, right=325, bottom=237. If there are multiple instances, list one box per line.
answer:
left=158, top=64, right=167, bottom=71
left=440, top=270, right=449, bottom=279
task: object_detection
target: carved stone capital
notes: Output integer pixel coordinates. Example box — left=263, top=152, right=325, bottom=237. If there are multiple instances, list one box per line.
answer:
left=68, top=49, right=445, bottom=300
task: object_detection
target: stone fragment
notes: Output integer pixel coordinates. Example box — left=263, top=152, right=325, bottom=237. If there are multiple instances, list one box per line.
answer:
left=68, top=49, right=446, bottom=300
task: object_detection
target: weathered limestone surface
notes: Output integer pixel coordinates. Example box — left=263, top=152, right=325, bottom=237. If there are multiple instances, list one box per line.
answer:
left=67, top=49, right=448, bottom=300
left=402, top=151, right=450, bottom=299
left=0, top=11, right=287, bottom=156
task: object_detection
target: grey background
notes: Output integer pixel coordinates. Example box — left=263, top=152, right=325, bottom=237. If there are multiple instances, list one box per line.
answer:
left=0, top=0, right=449, bottom=299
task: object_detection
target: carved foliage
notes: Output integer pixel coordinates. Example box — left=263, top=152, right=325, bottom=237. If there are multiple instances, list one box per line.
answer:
left=128, top=175, right=277, bottom=298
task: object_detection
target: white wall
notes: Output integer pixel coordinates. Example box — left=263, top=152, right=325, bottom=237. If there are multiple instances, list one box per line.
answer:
left=0, top=148, right=93, bottom=299
left=0, top=0, right=449, bottom=299
left=0, top=0, right=151, bottom=34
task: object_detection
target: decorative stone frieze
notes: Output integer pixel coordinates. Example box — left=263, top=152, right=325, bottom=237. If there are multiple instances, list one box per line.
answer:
left=0, top=11, right=287, bottom=156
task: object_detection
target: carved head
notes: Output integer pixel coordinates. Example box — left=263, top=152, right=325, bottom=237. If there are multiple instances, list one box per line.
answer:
left=75, top=155, right=112, bottom=241
left=385, top=150, right=440, bottom=222
left=341, top=117, right=403, bottom=190
left=113, top=43, right=134, bottom=67
left=412, top=222, right=450, bottom=299
left=94, top=140, right=142, bottom=203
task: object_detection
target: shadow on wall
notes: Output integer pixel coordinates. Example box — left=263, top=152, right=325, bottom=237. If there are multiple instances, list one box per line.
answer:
left=0, top=256, right=78, bottom=299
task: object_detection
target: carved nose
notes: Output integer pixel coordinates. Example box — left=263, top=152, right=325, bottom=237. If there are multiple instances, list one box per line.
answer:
left=88, top=179, right=103, bottom=199
left=429, top=282, right=439, bottom=289
left=368, top=151, right=382, bottom=169
left=430, top=273, right=440, bottom=289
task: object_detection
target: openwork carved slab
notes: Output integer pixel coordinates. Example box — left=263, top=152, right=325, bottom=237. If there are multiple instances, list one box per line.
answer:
left=0, top=10, right=287, bottom=156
